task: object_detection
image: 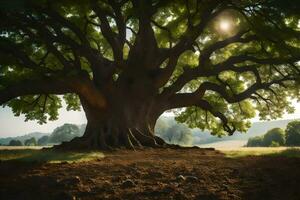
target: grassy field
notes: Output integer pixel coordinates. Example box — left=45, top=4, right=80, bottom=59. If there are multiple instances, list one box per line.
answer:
left=221, top=147, right=300, bottom=158
left=0, top=146, right=45, bottom=150
left=198, top=140, right=247, bottom=149
left=0, top=146, right=300, bottom=163
left=0, top=146, right=104, bottom=163
left=197, top=140, right=300, bottom=158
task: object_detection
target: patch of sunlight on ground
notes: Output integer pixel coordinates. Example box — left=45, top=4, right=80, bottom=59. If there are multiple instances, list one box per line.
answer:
left=222, top=147, right=300, bottom=158
left=198, top=140, right=247, bottom=149
left=0, top=146, right=46, bottom=150
left=0, top=146, right=104, bottom=163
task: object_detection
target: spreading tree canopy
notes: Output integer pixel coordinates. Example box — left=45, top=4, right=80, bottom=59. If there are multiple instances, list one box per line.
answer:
left=0, top=0, right=300, bottom=150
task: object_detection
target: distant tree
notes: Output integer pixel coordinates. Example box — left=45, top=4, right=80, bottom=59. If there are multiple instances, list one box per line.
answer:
left=155, top=118, right=170, bottom=136
left=286, top=121, right=300, bottom=146
left=169, top=124, right=193, bottom=146
left=270, top=141, right=280, bottom=147
left=246, top=136, right=263, bottom=147
left=49, top=124, right=81, bottom=144
left=156, top=121, right=193, bottom=146
left=24, top=137, right=37, bottom=146
left=37, top=136, right=49, bottom=146
left=8, top=140, right=22, bottom=146
left=262, top=128, right=285, bottom=147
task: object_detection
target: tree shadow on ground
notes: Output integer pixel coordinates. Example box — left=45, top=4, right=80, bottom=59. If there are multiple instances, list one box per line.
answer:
left=270, top=148, right=300, bottom=157
left=233, top=153, right=300, bottom=200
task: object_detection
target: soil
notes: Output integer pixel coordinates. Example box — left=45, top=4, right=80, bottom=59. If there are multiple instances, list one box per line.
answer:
left=0, top=148, right=300, bottom=200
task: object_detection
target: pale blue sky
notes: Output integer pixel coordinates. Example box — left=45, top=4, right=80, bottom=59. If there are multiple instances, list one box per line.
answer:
left=0, top=102, right=299, bottom=138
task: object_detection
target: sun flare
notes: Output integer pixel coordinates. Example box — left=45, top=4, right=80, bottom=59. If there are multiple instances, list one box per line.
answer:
left=219, top=20, right=232, bottom=32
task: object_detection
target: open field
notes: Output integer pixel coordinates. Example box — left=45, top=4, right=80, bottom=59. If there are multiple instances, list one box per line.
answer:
left=198, top=140, right=300, bottom=157
left=222, top=147, right=300, bottom=158
left=0, top=148, right=104, bottom=163
left=0, top=147, right=300, bottom=200
left=1, top=146, right=300, bottom=161
left=198, top=140, right=247, bottom=149
left=0, top=146, right=46, bottom=150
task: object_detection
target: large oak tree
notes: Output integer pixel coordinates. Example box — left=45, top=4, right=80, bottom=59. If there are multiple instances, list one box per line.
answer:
left=0, top=0, right=300, bottom=150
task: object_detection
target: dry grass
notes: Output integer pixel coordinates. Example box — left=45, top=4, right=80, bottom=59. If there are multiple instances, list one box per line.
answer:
left=1, top=146, right=300, bottom=164
left=0, top=146, right=46, bottom=150
left=0, top=147, right=104, bottom=163
left=222, top=147, right=300, bottom=158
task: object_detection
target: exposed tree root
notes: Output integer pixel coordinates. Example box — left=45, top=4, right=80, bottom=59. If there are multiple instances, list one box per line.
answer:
left=51, top=121, right=215, bottom=152
left=52, top=127, right=164, bottom=151
left=52, top=134, right=215, bottom=152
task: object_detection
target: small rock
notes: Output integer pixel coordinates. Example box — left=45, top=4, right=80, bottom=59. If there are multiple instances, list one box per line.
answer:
left=176, top=175, right=198, bottom=182
left=176, top=175, right=186, bottom=181
left=103, top=180, right=111, bottom=189
left=185, top=176, right=198, bottom=182
left=87, top=178, right=96, bottom=184
left=222, top=184, right=230, bottom=191
left=121, top=179, right=135, bottom=188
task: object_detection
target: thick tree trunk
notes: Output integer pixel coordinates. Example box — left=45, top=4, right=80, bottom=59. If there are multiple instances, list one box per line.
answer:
left=55, top=96, right=166, bottom=151
left=53, top=66, right=172, bottom=151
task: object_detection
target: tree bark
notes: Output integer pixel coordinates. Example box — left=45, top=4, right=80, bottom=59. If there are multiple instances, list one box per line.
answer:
left=55, top=93, right=166, bottom=151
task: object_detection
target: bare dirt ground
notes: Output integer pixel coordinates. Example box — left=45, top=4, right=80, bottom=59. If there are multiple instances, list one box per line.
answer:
left=0, top=148, right=300, bottom=200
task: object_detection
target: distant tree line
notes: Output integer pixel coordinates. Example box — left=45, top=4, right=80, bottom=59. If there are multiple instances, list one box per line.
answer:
left=8, top=139, right=23, bottom=146
left=247, top=121, right=300, bottom=147
left=7, top=124, right=84, bottom=146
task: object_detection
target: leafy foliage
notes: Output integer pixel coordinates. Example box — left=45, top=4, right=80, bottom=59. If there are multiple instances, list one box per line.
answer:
left=24, top=137, right=37, bottom=146
left=8, top=140, right=22, bottom=146
left=262, top=128, right=285, bottom=146
left=6, top=95, right=62, bottom=124
left=37, top=135, right=50, bottom=146
left=48, top=124, right=82, bottom=144
left=246, top=136, right=263, bottom=147
left=155, top=118, right=193, bottom=146
left=246, top=127, right=286, bottom=147
left=0, top=0, right=300, bottom=138
left=285, top=120, right=300, bottom=146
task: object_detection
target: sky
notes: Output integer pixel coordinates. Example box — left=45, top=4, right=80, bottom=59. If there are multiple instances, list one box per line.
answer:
left=0, top=101, right=300, bottom=138
left=0, top=105, right=87, bottom=138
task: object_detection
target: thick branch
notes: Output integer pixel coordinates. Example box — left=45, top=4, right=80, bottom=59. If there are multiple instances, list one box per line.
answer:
left=199, top=30, right=257, bottom=65
left=0, top=73, right=107, bottom=109
left=161, top=53, right=299, bottom=98
left=91, top=0, right=124, bottom=63
left=0, top=38, right=41, bottom=70
left=196, top=99, right=236, bottom=135
left=166, top=1, right=226, bottom=58
left=0, top=77, right=72, bottom=105
left=17, top=11, right=116, bottom=86
left=168, top=76, right=296, bottom=110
